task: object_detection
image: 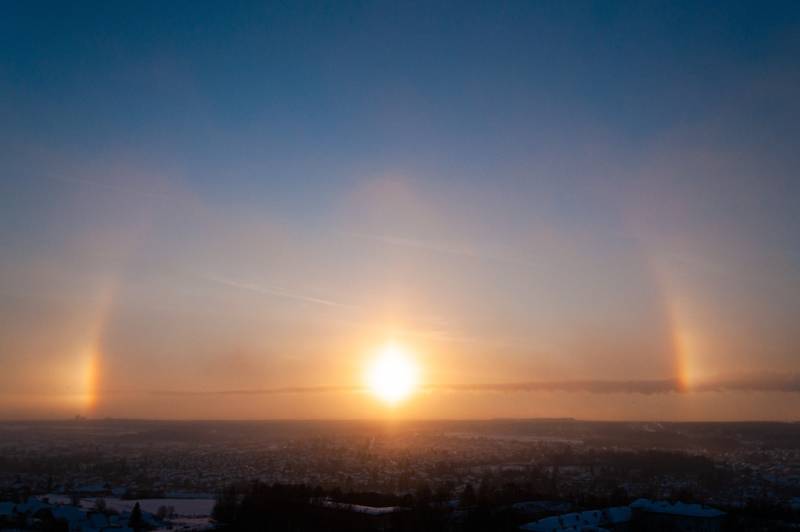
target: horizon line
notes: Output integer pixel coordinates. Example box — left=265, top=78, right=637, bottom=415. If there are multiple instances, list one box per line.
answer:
left=1, top=416, right=798, bottom=424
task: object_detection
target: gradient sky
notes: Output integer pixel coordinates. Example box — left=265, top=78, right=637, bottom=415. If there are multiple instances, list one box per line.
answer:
left=2, top=1, right=799, bottom=420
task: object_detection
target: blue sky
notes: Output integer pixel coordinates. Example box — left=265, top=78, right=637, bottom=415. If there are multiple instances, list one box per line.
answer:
left=1, top=1, right=799, bottom=419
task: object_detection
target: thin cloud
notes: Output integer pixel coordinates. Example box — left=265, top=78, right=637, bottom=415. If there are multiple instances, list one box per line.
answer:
left=125, top=373, right=800, bottom=397
left=344, top=231, right=481, bottom=258
left=693, top=373, right=800, bottom=393
left=341, top=231, right=535, bottom=267
left=204, top=275, right=356, bottom=309
left=438, top=375, right=800, bottom=395
left=148, top=385, right=362, bottom=396
left=432, top=379, right=682, bottom=395
left=44, top=172, right=174, bottom=200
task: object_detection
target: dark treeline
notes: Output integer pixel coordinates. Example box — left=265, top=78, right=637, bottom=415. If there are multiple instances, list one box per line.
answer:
left=211, top=478, right=800, bottom=532
left=212, top=481, right=522, bottom=531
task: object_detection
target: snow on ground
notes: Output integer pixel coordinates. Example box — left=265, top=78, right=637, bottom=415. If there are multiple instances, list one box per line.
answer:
left=40, top=495, right=215, bottom=517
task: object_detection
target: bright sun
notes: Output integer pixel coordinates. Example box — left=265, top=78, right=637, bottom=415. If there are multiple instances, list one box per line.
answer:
left=366, top=344, right=419, bottom=405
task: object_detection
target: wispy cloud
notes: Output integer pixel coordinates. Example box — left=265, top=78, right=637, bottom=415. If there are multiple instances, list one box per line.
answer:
left=44, top=172, right=175, bottom=200
left=203, top=275, right=356, bottom=309
left=344, top=231, right=481, bottom=258
left=148, top=385, right=363, bottom=396
left=340, top=231, right=534, bottom=267
left=432, top=379, right=683, bottom=395
left=203, top=274, right=478, bottom=343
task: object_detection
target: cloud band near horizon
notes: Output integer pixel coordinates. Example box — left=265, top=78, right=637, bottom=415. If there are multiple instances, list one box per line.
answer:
left=137, top=373, right=800, bottom=397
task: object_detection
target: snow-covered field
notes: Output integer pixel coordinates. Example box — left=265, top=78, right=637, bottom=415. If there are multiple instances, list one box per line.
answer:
left=40, top=495, right=215, bottom=517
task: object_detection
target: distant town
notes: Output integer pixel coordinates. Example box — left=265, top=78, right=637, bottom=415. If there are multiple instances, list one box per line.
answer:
left=1, top=419, right=799, bottom=530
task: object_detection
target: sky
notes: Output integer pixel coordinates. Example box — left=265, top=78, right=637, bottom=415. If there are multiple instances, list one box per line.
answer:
left=1, top=1, right=799, bottom=420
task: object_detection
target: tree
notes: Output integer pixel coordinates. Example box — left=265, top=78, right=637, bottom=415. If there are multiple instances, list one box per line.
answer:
left=212, top=486, right=238, bottom=524
left=434, top=482, right=453, bottom=504
left=477, top=481, right=492, bottom=507
left=129, top=502, right=144, bottom=531
left=460, top=484, right=477, bottom=508
left=414, top=483, right=432, bottom=507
